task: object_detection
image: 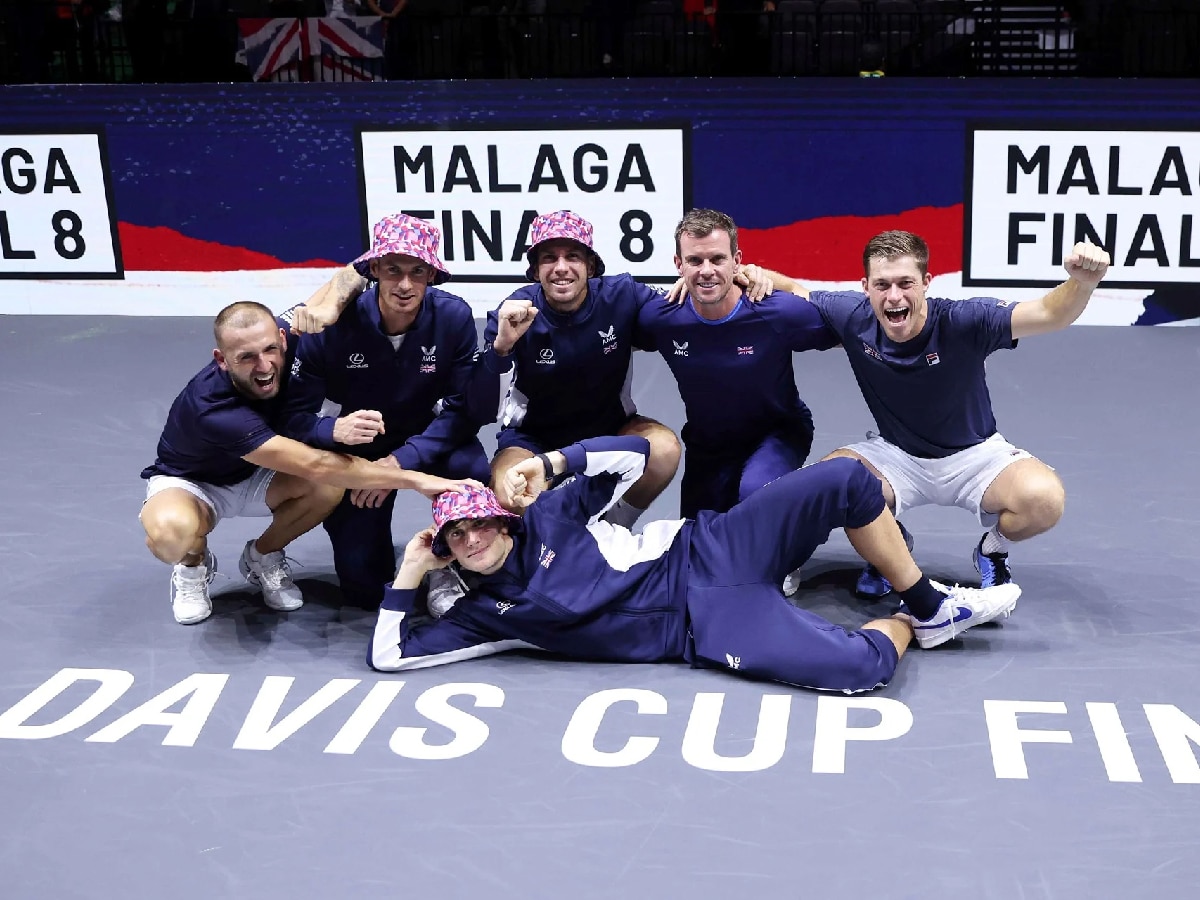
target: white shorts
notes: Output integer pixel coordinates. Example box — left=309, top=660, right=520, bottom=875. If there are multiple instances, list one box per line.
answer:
left=143, top=469, right=276, bottom=523
left=840, top=432, right=1033, bottom=528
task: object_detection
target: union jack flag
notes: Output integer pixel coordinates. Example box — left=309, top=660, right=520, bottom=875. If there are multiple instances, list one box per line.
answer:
left=737, top=345, right=754, bottom=355
left=236, top=16, right=384, bottom=83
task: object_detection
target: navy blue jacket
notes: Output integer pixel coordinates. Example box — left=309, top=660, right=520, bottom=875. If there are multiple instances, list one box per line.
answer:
left=282, top=287, right=487, bottom=471
left=368, top=436, right=692, bottom=671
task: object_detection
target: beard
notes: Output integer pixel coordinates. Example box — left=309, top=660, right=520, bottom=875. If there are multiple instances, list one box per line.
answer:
left=228, top=367, right=280, bottom=400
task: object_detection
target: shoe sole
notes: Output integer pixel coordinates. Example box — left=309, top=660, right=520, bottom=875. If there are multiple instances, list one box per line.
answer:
left=173, top=608, right=211, bottom=625
left=262, top=595, right=304, bottom=612
left=855, top=583, right=893, bottom=599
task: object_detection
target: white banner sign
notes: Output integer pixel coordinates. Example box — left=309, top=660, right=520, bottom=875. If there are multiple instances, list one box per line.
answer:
left=357, top=126, right=690, bottom=282
left=0, top=131, right=121, bottom=278
left=966, top=127, right=1200, bottom=287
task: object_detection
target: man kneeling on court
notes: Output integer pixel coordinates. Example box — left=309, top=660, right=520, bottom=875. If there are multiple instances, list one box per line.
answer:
left=368, top=436, right=1023, bottom=691
left=141, top=301, right=479, bottom=625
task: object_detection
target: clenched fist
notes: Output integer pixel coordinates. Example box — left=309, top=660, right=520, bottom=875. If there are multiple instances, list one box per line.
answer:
left=493, top=297, right=539, bottom=355
left=1064, top=240, right=1110, bottom=289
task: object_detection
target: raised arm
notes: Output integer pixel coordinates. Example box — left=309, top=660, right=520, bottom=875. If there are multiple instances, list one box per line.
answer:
left=1009, top=240, right=1111, bottom=339
left=466, top=296, right=539, bottom=423
left=286, top=265, right=369, bottom=335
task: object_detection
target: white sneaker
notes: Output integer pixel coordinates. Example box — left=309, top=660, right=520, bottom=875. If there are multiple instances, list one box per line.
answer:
left=171, top=549, right=216, bottom=625
left=910, top=580, right=1021, bottom=649
left=781, top=566, right=803, bottom=597
left=238, top=540, right=304, bottom=611
left=426, top=567, right=465, bottom=618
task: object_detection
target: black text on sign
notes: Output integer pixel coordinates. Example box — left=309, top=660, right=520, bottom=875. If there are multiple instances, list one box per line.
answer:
left=966, top=126, right=1200, bottom=288
left=357, top=126, right=690, bottom=282
left=0, top=131, right=122, bottom=279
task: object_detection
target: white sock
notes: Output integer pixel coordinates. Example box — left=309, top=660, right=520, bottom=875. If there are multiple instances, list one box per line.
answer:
left=981, top=528, right=1011, bottom=555
left=602, top=498, right=644, bottom=529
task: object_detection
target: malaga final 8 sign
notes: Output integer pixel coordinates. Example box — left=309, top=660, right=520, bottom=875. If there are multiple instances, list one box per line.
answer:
left=0, top=130, right=122, bottom=279
left=356, top=124, right=691, bottom=285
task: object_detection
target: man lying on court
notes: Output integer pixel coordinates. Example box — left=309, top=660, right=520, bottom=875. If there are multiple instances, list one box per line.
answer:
left=368, top=436, right=1021, bottom=692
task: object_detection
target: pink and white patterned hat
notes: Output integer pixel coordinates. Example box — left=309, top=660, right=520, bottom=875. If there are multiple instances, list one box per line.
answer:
left=352, top=213, right=451, bottom=284
left=430, top=484, right=523, bottom=558
left=524, top=209, right=606, bottom=281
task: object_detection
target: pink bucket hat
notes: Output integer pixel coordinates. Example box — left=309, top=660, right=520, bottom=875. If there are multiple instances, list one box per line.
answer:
left=352, top=213, right=451, bottom=284
left=524, top=209, right=606, bottom=281
left=430, top=484, right=523, bottom=558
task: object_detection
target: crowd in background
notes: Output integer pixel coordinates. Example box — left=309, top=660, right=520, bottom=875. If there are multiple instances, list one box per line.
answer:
left=0, top=0, right=1195, bottom=84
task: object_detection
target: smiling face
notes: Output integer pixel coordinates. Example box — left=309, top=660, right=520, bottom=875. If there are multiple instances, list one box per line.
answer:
left=862, top=254, right=933, bottom=343
left=370, top=253, right=434, bottom=332
left=676, top=228, right=742, bottom=319
left=213, top=315, right=288, bottom=401
left=444, top=517, right=513, bottom=574
left=535, top=239, right=595, bottom=313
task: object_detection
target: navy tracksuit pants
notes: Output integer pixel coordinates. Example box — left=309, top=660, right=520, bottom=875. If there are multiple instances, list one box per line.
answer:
left=682, top=457, right=900, bottom=693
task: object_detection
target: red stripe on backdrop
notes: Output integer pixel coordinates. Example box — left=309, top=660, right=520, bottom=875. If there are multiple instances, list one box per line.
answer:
left=118, top=223, right=340, bottom=271
left=117, top=205, right=963, bottom=275
left=738, top=205, right=963, bottom=281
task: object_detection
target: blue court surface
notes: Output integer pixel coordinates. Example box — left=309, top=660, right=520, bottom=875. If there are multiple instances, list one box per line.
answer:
left=1, top=315, right=1198, bottom=900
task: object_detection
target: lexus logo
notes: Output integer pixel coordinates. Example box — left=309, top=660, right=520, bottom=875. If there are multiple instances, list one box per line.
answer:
left=349, top=353, right=365, bottom=365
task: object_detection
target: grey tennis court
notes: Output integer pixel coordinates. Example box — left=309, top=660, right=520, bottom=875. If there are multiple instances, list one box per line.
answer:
left=1, top=314, right=1197, bottom=899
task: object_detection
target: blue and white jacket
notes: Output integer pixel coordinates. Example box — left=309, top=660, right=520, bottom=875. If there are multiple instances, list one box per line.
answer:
left=368, top=436, right=692, bottom=671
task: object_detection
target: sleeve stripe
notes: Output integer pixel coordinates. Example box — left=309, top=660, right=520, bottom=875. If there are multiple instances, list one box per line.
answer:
left=368, top=607, right=542, bottom=672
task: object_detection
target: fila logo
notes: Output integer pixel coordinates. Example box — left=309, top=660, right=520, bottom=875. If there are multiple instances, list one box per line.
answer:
left=496, top=601, right=515, bottom=615
left=421, top=345, right=436, bottom=361
left=926, top=352, right=940, bottom=366
left=863, top=343, right=882, bottom=361
left=536, top=348, right=556, bottom=365
left=725, top=653, right=741, bottom=670
left=737, top=345, right=754, bottom=356
left=347, top=352, right=368, bottom=369
left=539, top=543, right=556, bottom=569
left=673, top=340, right=689, bottom=356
